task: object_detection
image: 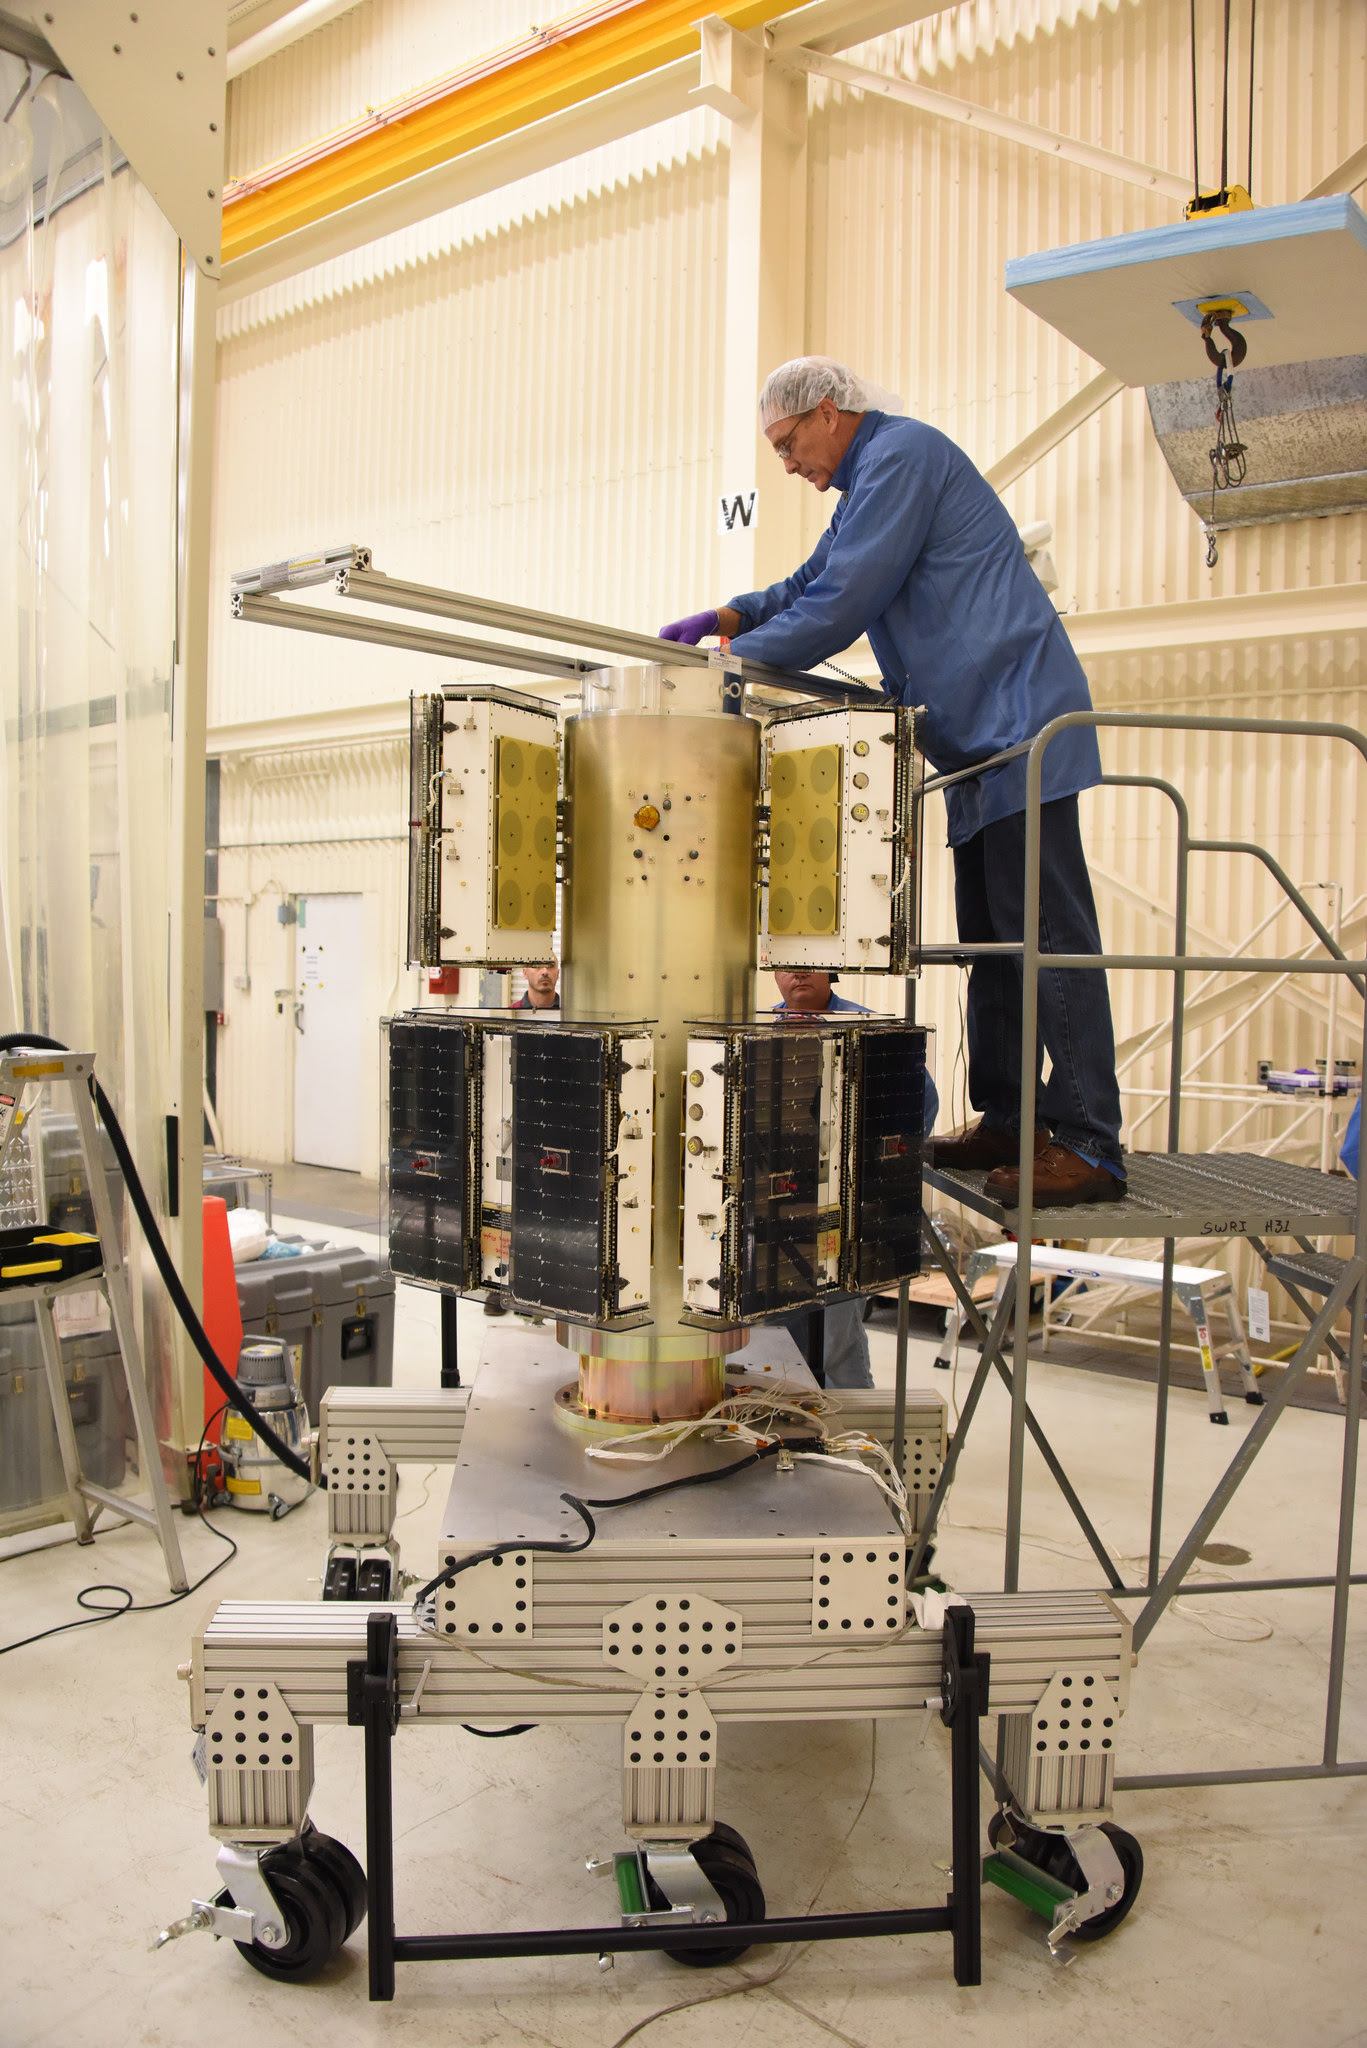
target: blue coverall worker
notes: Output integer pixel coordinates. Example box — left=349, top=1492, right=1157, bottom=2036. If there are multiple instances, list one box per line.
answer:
left=661, top=356, right=1124, bottom=1210
left=770, top=968, right=940, bottom=1389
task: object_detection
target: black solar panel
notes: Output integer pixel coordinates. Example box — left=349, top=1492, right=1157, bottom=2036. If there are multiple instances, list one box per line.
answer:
left=510, top=1031, right=611, bottom=1320
left=387, top=1017, right=470, bottom=1288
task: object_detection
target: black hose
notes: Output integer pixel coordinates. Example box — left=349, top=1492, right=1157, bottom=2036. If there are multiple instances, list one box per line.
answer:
left=0, top=1033, right=312, bottom=1484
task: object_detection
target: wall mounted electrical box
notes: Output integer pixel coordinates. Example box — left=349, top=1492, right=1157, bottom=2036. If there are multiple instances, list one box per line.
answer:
left=679, top=1018, right=927, bottom=1326
left=385, top=1011, right=653, bottom=1327
left=761, top=703, right=920, bottom=973
left=408, top=685, right=560, bottom=970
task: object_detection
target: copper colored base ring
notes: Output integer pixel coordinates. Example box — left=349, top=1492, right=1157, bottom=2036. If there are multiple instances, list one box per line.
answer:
left=562, top=1354, right=728, bottom=1427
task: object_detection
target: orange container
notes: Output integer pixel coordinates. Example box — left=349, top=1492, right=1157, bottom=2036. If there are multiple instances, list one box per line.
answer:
left=201, top=1196, right=243, bottom=1445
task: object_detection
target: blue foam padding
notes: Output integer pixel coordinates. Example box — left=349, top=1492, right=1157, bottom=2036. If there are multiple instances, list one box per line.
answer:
left=1005, top=194, right=1367, bottom=293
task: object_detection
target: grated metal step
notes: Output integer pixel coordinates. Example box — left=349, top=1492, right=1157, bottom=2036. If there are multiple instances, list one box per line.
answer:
left=923, top=1150, right=1359, bottom=1242
left=1261, top=1249, right=1354, bottom=1299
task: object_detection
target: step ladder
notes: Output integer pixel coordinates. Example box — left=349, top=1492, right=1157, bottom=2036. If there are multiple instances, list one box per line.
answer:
left=5, top=1048, right=187, bottom=1590
left=955, top=1242, right=1263, bottom=1424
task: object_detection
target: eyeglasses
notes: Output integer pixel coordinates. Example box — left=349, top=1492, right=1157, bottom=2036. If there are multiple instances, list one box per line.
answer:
left=770, top=409, right=816, bottom=461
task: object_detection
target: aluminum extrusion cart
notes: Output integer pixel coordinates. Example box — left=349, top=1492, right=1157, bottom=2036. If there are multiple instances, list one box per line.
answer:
left=160, top=560, right=1145, bottom=1995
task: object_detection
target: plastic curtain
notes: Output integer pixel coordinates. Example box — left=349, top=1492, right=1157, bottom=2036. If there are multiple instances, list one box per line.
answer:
left=0, top=57, right=183, bottom=1464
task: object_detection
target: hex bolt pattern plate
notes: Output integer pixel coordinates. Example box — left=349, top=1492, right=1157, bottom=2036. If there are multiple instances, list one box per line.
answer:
left=601, top=1591, right=743, bottom=1680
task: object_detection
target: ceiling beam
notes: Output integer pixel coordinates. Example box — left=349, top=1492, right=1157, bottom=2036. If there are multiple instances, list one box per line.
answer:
left=218, top=57, right=699, bottom=304
left=1304, top=140, right=1367, bottom=201
left=786, top=48, right=1192, bottom=204
left=227, top=0, right=364, bottom=81
left=1064, top=583, right=1367, bottom=660
left=764, top=0, right=946, bottom=53
left=220, top=0, right=816, bottom=265
left=984, top=371, right=1125, bottom=494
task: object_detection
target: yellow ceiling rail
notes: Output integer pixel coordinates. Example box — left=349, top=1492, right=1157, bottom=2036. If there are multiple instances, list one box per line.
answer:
left=223, top=0, right=810, bottom=263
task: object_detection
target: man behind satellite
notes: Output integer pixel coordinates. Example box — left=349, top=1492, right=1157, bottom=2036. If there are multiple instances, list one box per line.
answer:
left=662, top=356, right=1124, bottom=1210
left=770, top=966, right=938, bottom=1388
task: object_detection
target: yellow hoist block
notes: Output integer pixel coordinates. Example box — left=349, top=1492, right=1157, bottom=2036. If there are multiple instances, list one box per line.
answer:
left=494, top=735, right=558, bottom=932
left=768, top=744, right=842, bottom=937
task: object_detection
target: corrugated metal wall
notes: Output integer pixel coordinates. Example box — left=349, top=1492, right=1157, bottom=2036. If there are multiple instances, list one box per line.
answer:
left=212, top=0, right=1366, bottom=1239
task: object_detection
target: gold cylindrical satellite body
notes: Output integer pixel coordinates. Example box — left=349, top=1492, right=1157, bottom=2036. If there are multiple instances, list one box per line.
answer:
left=560, top=666, right=759, bottom=1418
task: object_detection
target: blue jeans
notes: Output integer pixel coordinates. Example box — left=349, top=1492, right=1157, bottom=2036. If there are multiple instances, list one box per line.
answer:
left=776, top=1301, right=873, bottom=1388
left=952, top=796, right=1123, bottom=1169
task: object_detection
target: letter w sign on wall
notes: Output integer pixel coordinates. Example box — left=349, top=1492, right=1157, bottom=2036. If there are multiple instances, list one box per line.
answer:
left=717, top=489, right=758, bottom=535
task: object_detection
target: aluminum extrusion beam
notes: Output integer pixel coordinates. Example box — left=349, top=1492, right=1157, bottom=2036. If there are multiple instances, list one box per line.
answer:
left=234, top=593, right=593, bottom=682
left=339, top=568, right=875, bottom=700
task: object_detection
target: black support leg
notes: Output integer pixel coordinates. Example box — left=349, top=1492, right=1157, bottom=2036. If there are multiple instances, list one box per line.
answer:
left=806, top=1306, right=826, bottom=1387
left=352, top=1609, right=401, bottom=2001
left=943, top=1605, right=987, bottom=1988
left=440, top=1292, right=461, bottom=1388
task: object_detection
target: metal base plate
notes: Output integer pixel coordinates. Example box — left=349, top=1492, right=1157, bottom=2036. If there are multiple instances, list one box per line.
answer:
left=439, top=1327, right=900, bottom=1551
left=925, top=1150, right=1358, bottom=1240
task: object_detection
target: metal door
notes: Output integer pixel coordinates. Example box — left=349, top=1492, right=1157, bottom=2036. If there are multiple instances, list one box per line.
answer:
left=293, top=893, right=364, bottom=1170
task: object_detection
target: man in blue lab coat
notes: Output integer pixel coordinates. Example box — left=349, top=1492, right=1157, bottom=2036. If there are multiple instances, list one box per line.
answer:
left=662, top=356, right=1124, bottom=1209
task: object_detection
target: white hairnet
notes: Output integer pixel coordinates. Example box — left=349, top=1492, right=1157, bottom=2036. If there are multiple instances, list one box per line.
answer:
left=758, top=355, right=904, bottom=431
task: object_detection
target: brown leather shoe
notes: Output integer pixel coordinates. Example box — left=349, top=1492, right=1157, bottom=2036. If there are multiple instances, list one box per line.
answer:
left=983, top=1142, right=1126, bottom=1209
left=929, top=1121, right=1050, bottom=1172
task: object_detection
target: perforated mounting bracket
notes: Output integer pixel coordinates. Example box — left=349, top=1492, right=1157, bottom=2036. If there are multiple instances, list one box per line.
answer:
left=435, top=1549, right=535, bottom=1642
left=622, top=1688, right=718, bottom=1771
left=1029, top=1668, right=1121, bottom=1761
left=812, top=1541, right=906, bottom=1636
left=601, top=1591, right=742, bottom=1681
left=325, top=1432, right=393, bottom=1497
left=204, top=1680, right=304, bottom=1778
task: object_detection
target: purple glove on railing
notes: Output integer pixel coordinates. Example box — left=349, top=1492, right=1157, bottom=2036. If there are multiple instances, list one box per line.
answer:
left=658, top=609, right=719, bottom=645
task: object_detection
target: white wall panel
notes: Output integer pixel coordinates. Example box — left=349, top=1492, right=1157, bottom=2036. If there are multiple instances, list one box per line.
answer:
left=211, top=139, right=727, bottom=726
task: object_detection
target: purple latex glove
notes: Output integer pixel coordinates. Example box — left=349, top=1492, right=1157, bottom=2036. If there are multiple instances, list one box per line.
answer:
left=658, top=608, right=719, bottom=645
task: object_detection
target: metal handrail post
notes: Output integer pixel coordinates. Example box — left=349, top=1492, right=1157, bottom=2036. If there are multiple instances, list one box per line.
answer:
left=1187, top=837, right=1367, bottom=1001
left=1323, top=997, right=1367, bottom=1764
left=1004, top=767, right=1047, bottom=1590
left=1100, top=774, right=1191, bottom=1590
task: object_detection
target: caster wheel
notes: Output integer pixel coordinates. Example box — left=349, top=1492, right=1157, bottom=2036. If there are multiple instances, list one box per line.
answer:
left=700, top=1821, right=755, bottom=1862
left=297, top=1830, right=368, bottom=1941
left=986, top=1808, right=1016, bottom=1850
left=1068, top=1824, right=1143, bottom=1942
left=649, top=1827, right=766, bottom=1969
left=227, top=1846, right=347, bottom=1981
left=991, top=1819, right=1143, bottom=1942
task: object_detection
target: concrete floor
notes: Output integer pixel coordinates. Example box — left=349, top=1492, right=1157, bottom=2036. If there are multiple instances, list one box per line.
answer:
left=4, top=1213, right=1365, bottom=2048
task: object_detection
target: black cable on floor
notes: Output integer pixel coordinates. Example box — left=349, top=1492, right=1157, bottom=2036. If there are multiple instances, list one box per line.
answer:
left=0, top=1510, right=238, bottom=1656
left=0, top=1390, right=242, bottom=1655
left=0, top=1033, right=311, bottom=1483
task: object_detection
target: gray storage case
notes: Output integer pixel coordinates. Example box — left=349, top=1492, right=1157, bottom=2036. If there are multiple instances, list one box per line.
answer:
left=236, top=1238, right=395, bottom=1425
left=0, top=1303, right=129, bottom=1528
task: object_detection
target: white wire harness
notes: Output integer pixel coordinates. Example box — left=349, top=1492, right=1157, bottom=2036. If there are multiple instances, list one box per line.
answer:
left=582, top=1390, right=914, bottom=1538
